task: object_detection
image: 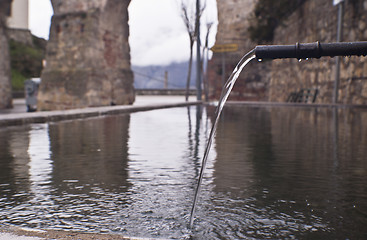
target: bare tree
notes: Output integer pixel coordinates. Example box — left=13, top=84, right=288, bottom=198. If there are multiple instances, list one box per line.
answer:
left=180, top=0, right=206, bottom=101
left=202, top=22, right=213, bottom=101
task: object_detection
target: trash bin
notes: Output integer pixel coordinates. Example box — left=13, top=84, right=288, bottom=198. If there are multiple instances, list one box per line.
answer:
left=24, top=78, right=41, bottom=112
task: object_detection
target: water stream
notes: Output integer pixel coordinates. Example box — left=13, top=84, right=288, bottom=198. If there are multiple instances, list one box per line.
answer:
left=189, top=50, right=256, bottom=228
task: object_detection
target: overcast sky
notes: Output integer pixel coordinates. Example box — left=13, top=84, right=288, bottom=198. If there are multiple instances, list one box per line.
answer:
left=28, top=0, right=217, bottom=66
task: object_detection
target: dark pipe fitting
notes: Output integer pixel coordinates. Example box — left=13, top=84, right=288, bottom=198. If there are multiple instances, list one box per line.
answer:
left=254, top=41, right=367, bottom=60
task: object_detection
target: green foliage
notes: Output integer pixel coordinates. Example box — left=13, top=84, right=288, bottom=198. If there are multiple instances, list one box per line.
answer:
left=10, top=39, right=43, bottom=61
left=32, top=35, right=47, bottom=51
left=248, top=0, right=306, bottom=44
left=11, top=69, right=27, bottom=91
left=9, top=38, right=46, bottom=90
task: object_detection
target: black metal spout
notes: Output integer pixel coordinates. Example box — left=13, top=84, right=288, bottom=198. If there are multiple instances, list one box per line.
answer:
left=254, top=41, right=367, bottom=60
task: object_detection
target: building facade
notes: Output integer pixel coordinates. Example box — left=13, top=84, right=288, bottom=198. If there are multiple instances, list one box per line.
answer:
left=7, top=0, right=29, bottom=30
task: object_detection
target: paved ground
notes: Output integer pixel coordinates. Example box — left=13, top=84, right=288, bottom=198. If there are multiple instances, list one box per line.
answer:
left=0, top=98, right=28, bottom=114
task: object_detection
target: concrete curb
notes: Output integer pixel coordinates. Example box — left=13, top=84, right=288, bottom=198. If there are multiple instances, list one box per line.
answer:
left=0, top=224, right=164, bottom=239
left=3, top=99, right=366, bottom=128
left=0, top=101, right=202, bottom=127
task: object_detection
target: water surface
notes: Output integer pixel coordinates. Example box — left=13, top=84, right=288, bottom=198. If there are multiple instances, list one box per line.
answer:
left=0, top=105, right=366, bottom=239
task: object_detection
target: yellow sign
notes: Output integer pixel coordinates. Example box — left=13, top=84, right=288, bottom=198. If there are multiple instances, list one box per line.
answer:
left=210, top=44, right=238, bottom=53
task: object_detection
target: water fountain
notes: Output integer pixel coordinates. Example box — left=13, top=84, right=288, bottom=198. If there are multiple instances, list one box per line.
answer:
left=189, top=41, right=367, bottom=229
left=0, top=42, right=366, bottom=239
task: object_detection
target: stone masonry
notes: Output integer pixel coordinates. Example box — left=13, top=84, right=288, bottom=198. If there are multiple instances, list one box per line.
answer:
left=207, top=0, right=270, bottom=101
left=38, top=0, right=134, bottom=110
left=271, top=0, right=367, bottom=104
left=209, top=0, right=367, bottom=104
left=0, top=0, right=12, bottom=109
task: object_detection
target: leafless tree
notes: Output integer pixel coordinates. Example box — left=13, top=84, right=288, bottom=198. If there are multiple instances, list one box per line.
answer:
left=180, top=0, right=206, bottom=101
left=202, top=22, right=213, bottom=101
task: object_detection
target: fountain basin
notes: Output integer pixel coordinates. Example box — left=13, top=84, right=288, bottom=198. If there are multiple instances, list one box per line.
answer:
left=0, top=103, right=366, bottom=239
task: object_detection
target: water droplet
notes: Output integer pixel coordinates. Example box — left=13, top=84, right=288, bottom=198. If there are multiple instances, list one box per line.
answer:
left=305, top=58, right=309, bottom=61
left=298, top=59, right=302, bottom=62
left=258, top=58, right=263, bottom=62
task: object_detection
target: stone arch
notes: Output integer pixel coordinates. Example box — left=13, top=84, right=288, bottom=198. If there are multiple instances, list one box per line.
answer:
left=38, top=0, right=134, bottom=110
left=0, top=0, right=12, bottom=109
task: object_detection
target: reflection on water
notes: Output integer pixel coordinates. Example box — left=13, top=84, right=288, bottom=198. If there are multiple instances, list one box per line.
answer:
left=208, top=106, right=367, bottom=239
left=25, top=124, right=53, bottom=228
left=28, top=124, right=52, bottom=198
left=0, top=106, right=366, bottom=239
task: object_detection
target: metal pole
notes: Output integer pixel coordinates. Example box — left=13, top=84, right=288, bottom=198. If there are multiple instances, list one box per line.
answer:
left=255, top=41, right=367, bottom=60
left=221, top=53, right=225, bottom=86
left=205, top=43, right=210, bottom=101
left=333, top=0, right=344, bottom=104
left=196, top=0, right=202, bottom=100
left=164, top=71, right=168, bottom=89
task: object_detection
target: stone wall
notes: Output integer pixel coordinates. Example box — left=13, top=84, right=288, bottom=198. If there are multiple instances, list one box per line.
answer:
left=51, top=0, right=109, bottom=15
left=7, top=28, right=33, bottom=46
left=207, top=0, right=270, bottom=101
left=271, top=0, right=367, bottom=104
left=38, top=0, right=134, bottom=110
left=0, top=0, right=12, bottom=109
